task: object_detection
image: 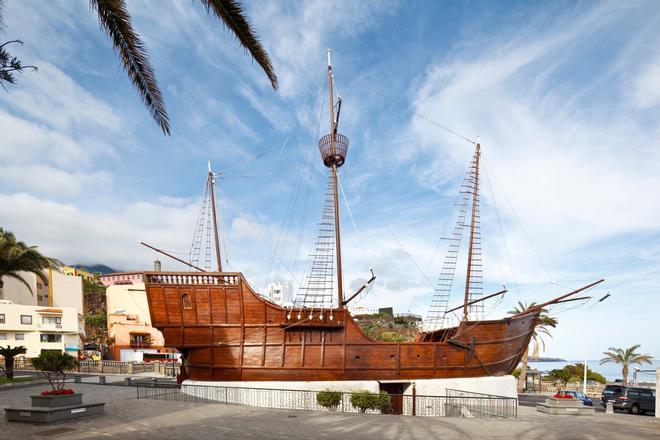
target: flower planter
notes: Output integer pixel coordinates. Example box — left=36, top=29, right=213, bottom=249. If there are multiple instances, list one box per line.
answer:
left=31, top=393, right=83, bottom=408
left=6, top=392, right=105, bottom=423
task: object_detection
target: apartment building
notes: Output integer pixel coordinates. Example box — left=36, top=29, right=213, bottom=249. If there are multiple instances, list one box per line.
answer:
left=0, top=269, right=85, bottom=356
left=0, top=301, right=85, bottom=357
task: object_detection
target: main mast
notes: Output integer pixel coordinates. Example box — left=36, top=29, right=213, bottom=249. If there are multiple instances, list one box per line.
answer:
left=208, top=161, right=223, bottom=272
left=318, top=49, right=348, bottom=309
left=462, top=143, right=481, bottom=321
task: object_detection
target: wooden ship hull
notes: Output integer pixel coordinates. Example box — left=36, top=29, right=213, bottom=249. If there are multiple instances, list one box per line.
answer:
left=144, top=271, right=540, bottom=382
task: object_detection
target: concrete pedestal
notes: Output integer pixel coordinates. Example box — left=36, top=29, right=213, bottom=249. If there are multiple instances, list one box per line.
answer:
left=5, top=393, right=105, bottom=424
left=536, top=397, right=595, bottom=416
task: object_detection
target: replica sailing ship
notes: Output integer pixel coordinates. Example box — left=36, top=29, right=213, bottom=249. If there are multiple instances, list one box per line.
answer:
left=142, top=52, right=603, bottom=383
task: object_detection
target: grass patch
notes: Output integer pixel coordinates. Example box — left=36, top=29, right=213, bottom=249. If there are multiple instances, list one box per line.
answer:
left=0, top=376, right=41, bottom=384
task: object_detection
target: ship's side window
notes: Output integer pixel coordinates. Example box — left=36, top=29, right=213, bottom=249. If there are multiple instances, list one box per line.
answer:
left=182, top=294, right=192, bottom=309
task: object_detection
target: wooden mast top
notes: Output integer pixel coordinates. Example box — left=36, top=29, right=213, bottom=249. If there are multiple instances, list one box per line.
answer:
left=208, top=161, right=223, bottom=272
left=317, top=49, right=349, bottom=309
left=463, top=143, right=481, bottom=321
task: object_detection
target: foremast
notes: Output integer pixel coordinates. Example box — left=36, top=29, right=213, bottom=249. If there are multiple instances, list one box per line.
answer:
left=463, top=143, right=482, bottom=321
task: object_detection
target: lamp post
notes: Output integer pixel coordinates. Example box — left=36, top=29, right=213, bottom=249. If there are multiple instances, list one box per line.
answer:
left=583, top=292, right=611, bottom=394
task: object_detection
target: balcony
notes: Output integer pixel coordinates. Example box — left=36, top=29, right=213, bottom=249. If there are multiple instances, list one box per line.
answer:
left=38, top=323, right=64, bottom=331
left=129, top=340, right=152, bottom=348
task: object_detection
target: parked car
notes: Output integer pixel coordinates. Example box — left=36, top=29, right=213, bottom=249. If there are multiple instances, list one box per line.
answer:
left=553, top=390, right=593, bottom=406
left=601, top=385, right=656, bottom=414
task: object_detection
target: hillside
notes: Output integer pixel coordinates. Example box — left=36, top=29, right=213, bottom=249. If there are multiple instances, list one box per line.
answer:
left=354, top=314, right=421, bottom=342
left=71, top=264, right=118, bottom=274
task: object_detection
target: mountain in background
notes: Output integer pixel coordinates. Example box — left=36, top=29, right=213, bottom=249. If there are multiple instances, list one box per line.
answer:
left=70, top=264, right=118, bottom=274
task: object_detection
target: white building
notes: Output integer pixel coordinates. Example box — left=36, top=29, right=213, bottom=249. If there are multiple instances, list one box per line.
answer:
left=0, top=269, right=85, bottom=356
left=267, top=283, right=292, bottom=307
left=0, top=301, right=85, bottom=357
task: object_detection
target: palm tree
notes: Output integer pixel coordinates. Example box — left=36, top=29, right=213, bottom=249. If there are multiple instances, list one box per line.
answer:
left=600, top=345, right=653, bottom=384
left=0, top=345, right=27, bottom=379
left=508, top=301, right=558, bottom=393
left=1, top=0, right=278, bottom=135
left=0, top=228, right=60, bottom=298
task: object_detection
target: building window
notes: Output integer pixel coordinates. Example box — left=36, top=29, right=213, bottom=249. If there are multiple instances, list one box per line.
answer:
left=182, top=294, right=192, bottom=309
left=37, top=282, right=43, bottom=289
left=40, top=334, right=62, bottom=343
left=0, top=314, right=5, bottom=324
left=20, top=315, right=32, bottom=325
left=15, top=333, right=25, bottom=340
left=42, top=316, right=62, bottom=325
left=0, top=333, right=6, bottom=341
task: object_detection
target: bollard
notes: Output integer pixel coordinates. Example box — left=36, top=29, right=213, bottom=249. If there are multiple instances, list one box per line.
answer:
left=152, top=377, right=158, bottom=386
left=99, top=375, right=106, bottom=385
left=125, top=377, right=133, bottom=386
left=74, top=376, right=82, bottom=383
left=606, top=402, right=614, bottom=414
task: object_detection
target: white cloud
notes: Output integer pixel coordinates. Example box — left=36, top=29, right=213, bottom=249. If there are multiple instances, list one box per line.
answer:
left=630, top=60, right=660, bottom=109
left=0, top=61, right=122, bottom=132
left=250, top=0, right=399, bottom=97
left=404, top=3, right=660, bottom=271
left=0, top=165, right=112, bottom=197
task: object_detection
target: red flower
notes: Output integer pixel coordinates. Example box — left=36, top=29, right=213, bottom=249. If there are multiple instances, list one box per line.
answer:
left=40, top=389, right=75, bottom=395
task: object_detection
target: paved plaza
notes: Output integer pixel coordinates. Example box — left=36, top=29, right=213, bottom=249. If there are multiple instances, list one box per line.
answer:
left=1, top=382, right=659, bottom=439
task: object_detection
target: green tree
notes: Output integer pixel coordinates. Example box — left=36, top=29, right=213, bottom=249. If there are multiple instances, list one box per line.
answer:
left=600, top=345, right=654, bottom=384
left=0, top=228, right=60, bottom=298
left=31, top=351, right=79, bottom=393
left=508, top=301, right=558, bottom=393
left=0, top=345, right=26, bottom=379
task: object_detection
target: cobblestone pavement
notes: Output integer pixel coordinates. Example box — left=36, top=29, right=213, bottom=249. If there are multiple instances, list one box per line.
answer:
left=1, top=383, right=658, bottom=439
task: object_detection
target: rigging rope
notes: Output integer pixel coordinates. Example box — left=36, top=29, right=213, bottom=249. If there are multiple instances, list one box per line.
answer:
left=351, top=79, right=477, bottom=145
left=481, top=153, right=555, bottom=285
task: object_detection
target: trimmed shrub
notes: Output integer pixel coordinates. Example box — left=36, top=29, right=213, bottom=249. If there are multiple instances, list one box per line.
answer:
left=316, top=390, right=342, bottom=411
left=350, top=390, right=391, bottom=413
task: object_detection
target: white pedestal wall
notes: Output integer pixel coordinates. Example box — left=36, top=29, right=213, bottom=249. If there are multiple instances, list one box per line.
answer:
left=656, top=368, right=659, bottom=418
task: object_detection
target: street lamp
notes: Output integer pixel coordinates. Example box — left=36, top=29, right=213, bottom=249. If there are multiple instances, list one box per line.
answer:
left=583, top=292, right=611, bottom=394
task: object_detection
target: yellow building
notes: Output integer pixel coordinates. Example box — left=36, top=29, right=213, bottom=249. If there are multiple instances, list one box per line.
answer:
left=61, top=266, right=98, bottom=283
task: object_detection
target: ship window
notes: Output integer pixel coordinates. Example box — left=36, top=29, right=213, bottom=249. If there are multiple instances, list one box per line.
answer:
left=182, top=294, right=193, bottom=309
left=354, top=354, right=360, bottom=360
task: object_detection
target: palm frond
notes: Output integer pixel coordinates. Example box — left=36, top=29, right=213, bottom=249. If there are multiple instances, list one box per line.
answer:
left=90, top=0, right=170, bottom=135
left=200, top=0, right=278, bottom=89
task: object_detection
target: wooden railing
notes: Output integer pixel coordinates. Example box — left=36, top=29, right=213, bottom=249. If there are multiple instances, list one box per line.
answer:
left=144, top=272, right=239, bottom=286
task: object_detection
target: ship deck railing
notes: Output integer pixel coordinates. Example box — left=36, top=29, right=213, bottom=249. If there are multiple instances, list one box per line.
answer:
left=135, top=383, right=517, bottom=419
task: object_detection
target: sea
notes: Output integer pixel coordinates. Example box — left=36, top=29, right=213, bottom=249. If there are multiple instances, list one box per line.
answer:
left=525, top=360, right=660, bottom=383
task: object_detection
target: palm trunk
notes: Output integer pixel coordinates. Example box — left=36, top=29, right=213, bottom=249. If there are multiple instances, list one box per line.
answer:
left=517, top=350, right=529, bottom=393
left=5, top=355, right=14, bottom=380
left=622, top=365, right=629, bottom=385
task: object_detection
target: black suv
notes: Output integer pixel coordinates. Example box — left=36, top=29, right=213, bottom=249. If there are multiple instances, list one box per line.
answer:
left=601, top=385, right=656, bottom=415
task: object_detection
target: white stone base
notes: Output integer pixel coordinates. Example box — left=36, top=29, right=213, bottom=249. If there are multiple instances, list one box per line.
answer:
left=180, top=375, right=518, bottom=417
left=183, top=375, right=517, bottom=398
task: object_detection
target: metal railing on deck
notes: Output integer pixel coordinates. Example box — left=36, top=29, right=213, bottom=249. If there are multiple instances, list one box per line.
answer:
left=136, top=384, right=517, bottom=419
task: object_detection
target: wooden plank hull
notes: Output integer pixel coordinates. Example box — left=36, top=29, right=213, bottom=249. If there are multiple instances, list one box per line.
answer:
left=144, top=272, right=539, bottom=382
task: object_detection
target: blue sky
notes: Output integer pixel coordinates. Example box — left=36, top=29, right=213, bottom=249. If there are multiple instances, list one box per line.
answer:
left=1, top=0, right=659, bottom=361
